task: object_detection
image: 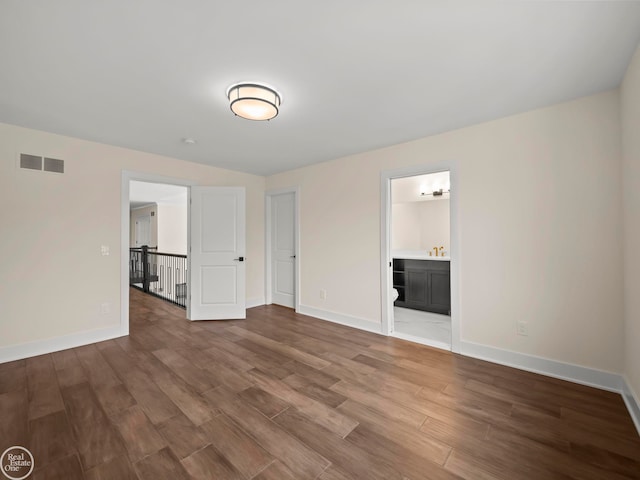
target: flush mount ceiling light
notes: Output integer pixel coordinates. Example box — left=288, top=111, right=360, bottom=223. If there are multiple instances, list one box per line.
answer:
left=226, top=82, right=281, bottom=121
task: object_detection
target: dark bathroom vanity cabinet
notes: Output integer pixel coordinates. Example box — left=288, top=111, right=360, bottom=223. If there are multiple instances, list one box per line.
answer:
left=393, top=258, right=451, bottom=315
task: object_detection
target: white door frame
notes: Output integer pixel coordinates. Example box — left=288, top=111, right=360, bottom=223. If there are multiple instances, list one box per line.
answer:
left=265, top=186, right=300, bottom=311
left=121, top=171, right=193, bottom=335
left=380, top=163, right=461, bottom=354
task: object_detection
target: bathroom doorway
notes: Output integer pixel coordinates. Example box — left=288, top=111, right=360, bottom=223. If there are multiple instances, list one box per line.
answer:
left=381, top=167, right=459, bottom=352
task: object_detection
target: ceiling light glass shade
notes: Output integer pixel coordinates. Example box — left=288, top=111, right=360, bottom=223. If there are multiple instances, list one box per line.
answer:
left=227, top=83, right=281, bottom=121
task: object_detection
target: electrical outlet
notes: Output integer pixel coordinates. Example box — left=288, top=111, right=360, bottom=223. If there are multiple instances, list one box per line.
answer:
left=100, top=303, right=110, bottom=315
left=320, top=289, right=327, bottom=300
left=516, top=320, right=528, bottom=336
left=101, top=245, right=110, bottom=256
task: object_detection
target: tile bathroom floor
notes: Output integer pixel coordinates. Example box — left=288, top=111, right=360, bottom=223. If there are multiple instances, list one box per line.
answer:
left=393, top=307, right=451, bottom=347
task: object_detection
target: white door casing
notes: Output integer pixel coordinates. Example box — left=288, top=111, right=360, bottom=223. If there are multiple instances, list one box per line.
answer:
left=188, top=186, right=246, bottom=320
left=271, top=192, right=295, bottom=308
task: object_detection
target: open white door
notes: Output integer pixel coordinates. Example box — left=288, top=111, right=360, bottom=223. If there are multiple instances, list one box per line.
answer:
left=188, top=186, right=246, bottom=320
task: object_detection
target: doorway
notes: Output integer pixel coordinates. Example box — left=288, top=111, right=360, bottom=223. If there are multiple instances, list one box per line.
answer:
left=129, top=181, right=188, bottom=307
left=391, top=172, right=451, bottom=349
left=121, top=172, right=191, bottom=333
left=266, top=188, right=299, bottom=310
left=121, top=172, right=248, bottom=333
left=381, top=165, right=460, bottom=353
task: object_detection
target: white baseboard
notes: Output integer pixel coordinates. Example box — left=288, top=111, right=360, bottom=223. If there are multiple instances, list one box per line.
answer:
left=297, top=305, right=383, bottom=335
left=0, top=325, right=125, bottom=364
left=460, top=340, right=623, bottom=393
left=622, top=376, right=640, bottom=435
left=246, top=297, right=266, bottom=309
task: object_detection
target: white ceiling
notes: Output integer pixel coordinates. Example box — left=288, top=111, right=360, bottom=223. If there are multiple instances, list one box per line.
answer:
left=1, top=1, right=639, bottom=176
left=130, top=181, right=187, bottom=209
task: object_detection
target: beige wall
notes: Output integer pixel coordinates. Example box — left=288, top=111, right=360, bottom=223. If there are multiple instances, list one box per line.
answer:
left=267, top=90, right=623, bottom=373
left=157, top=204, right=187, bottom=255
left=0, top=123, right=265, bottom=348
left=418, top=200, right=450, bottom=254
left=621, top=47, right=640, bottom=401
left=392, top=200, right=450, bottom=253
left=391, top=203, right=421, bottom=250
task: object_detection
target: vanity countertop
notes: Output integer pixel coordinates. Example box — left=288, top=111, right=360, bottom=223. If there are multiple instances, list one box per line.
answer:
left=392, top=251, right=450, bottom=261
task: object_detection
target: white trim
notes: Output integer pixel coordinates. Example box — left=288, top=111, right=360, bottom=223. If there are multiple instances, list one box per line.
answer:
left=297, top=305, right=383, bottom=335
left=380, top=163, right=461, bottom=353
left=246, top=297, right=266, bottom=309
left=460, top=340, right=623, bottom=393
left=391, top=332, right=451, bottom=352
left=622, top=376, right=640, bottom=435
left=121, top=171, right=194, bottom=333
left=0, top=326, right=123, bottom=364
left=380, top=173, right=392, bottom=331
left=265, top=186, right=301, bottom=312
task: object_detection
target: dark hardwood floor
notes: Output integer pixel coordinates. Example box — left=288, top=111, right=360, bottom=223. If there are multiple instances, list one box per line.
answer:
left=1, top=288, right=639, bottom=479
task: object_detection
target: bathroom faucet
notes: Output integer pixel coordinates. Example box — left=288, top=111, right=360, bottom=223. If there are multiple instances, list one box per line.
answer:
left=432, top=247, right=439, bottom=257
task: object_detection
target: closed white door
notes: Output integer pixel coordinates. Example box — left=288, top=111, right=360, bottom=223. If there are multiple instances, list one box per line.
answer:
left=271, top=192, right=295, bottom=308
left=188, top=186, right=246, bottom=320
left=135, top=215, right=151, bottom=247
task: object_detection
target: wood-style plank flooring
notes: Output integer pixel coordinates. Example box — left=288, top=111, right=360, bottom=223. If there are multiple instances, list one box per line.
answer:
left=1, top=288, right=639, bottom=479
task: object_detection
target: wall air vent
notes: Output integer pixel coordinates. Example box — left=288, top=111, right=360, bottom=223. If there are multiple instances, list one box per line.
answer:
left=19, top=153, right=65, bottom=174
left=20, top=153, right=43, bottom=171
left=44, top=157, right=64, bottom=174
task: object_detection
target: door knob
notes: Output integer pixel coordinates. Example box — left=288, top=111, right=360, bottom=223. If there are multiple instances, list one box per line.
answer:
left=290, top=255, right=296, bottom=258
left=233, top=257, right=245, bottom=262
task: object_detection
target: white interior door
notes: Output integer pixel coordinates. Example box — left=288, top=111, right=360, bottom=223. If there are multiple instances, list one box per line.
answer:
left=188, top=186, right=246, bottom=320
left=135, top=215, right=151, bottom=247
left=271, top=192, right=295, bottom=308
